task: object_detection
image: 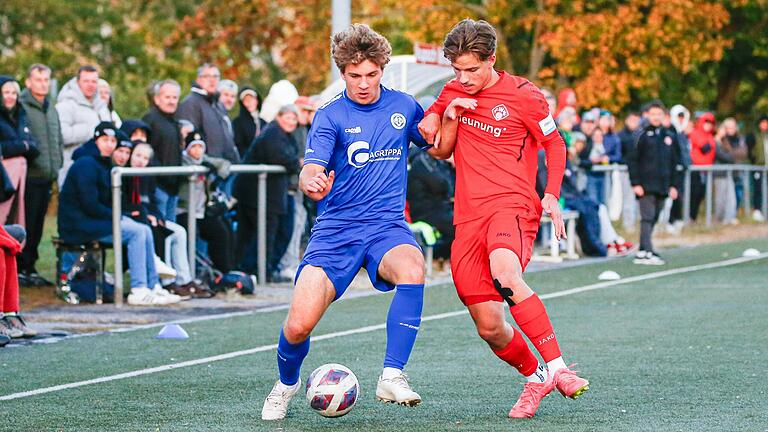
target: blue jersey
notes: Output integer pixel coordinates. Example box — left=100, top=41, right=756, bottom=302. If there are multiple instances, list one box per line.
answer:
left=304, top=86, right=428, bottom=223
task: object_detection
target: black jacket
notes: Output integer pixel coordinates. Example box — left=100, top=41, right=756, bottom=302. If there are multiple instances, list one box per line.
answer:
left=628, top=125, right=683, bottom=196
left=0, top=76, right=39, bottom=160
left=234, top=122, right=300, bottom=213
left=232, top=87, right=266, bottom=157
left=407, top=151, right=454, bottom=222
left=142, top=106, right=183, bottom=194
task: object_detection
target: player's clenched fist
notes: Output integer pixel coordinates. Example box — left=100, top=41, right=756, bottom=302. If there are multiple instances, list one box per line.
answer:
left=302, top=170, right=335, bottom=201
left=418, top=113, right=441, bottom=145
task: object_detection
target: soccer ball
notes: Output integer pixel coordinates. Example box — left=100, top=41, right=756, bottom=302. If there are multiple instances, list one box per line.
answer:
left=305, top=363, right=360, bottom=418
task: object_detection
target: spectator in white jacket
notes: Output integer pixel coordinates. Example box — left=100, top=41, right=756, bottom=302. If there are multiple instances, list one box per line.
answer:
left=55, top=65, right=111, bottom=187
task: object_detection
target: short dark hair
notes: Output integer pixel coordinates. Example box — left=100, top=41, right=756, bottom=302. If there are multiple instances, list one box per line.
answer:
left=331, top=24, right=391, bottom=73
left=645, top=100, right=666, bottom=112
left=77, top=64, right=99, bottom=80
left=27, top=63, right=51, bottom=78
left=443, top=19, right=497, bottom=62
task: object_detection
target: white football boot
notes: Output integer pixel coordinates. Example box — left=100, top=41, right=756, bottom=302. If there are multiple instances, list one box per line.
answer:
left=261, top=379, right=301, bottom=420
left=376, top=370, right=422, bottom=407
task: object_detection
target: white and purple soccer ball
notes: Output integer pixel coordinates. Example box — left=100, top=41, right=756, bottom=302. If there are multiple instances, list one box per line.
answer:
left=305, top=363, right=360, bottom=418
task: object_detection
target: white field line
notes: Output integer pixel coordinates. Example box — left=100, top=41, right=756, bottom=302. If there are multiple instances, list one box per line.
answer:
left=1, top=253, right=765, bottom=402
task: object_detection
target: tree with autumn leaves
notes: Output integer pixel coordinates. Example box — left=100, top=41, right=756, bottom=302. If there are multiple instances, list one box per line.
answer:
left=1, top=0, right=765, bottom=120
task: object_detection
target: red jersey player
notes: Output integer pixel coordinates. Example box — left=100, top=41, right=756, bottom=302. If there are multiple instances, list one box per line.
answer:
left=420, top=19, right=589, bottom=418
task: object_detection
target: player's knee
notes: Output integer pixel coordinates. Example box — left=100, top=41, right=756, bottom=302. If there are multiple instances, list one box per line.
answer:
left=476, top=322, right=506, bottom=345
left=283, top=320, right=312, bottom=344
left=392, top=255, right=425, bottom=284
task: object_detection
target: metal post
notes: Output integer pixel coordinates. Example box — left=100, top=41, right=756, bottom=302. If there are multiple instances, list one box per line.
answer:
left=549, top=221, right=558, bottom=258
left=603, top=169, right=611, bottom=207
left=187, top=175, right=197, bottom=279
left=705, top=169, right=713, bottom=227
left=257, top=173, right=268, bottom=284
left=762, top=168, right=768, bottom=218
left=742, top=169, right=751, bottom=216
left=330, top=0, right=351, bottom=81
left=111, top=168, right=124, bottom=307
left=566, top=217, right=576, bottom=258
left=683, top=169, right=691, bottom=224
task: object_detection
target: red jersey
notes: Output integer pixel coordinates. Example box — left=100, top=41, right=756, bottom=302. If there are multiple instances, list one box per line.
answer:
left=426, top=72, right=566, bottom=224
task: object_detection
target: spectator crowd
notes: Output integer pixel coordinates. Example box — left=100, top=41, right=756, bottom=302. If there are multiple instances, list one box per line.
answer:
left=0, top=62, right=766, bottom=345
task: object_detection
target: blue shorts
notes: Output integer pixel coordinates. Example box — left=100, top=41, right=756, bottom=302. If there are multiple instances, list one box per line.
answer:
left=296, top=219, right=421, bottom=300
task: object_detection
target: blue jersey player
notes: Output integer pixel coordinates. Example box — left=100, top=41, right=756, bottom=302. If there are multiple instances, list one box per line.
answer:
left=261, top=24, right=448, bottom=421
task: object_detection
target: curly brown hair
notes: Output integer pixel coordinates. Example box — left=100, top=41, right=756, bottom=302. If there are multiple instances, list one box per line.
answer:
left=443, top=19, right=497, bottom=63
left=331, top=24, right=392, bottom=73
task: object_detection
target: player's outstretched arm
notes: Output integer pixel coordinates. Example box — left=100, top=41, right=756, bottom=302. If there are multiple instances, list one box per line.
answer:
left=300, top=163, right=335, bottom=201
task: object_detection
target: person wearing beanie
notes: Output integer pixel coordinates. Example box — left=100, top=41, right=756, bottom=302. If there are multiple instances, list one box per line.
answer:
left=58, top=121, right=180, bottom=305
left=177, top=132, right=236, bottom=274
left=119, top=119, right=151, bottom=143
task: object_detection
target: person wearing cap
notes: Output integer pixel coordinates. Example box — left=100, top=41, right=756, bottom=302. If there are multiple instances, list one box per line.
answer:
left=178, top=132, right=236, bottom=274
left=178, top=63, right=240, bottom=163
left=234, top=104, right=300, bottom=282
left=746, top=115, right=768, bottom=221
left=143, top=79, right=184, bottom=221
left=58, top=121, right=180, bottom=305
left=232, top=86, right=266, bottom=157
left=0, top=75, right=39, bottom=228
left=55, top=65, right=111, bottom=188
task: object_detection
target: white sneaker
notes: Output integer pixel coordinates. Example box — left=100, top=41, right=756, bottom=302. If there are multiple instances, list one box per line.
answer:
left=152, top=285, right=182, bottom=303
left=376, top=371, right=422, bottom=407
left=752, top=210, right=765, bottom=222
left=633, top=250, right=649, bottom=264
left=127, top=287, right=180, bottom=306
left=154, top=256, right=177, bottom=279
left=261, top=379, right=301, bottom=420
left=645, top=252, right=666, bottom=265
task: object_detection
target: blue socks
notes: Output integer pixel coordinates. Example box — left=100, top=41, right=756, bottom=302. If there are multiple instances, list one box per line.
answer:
left=277, top=329, right=310, bottom=386
left=384, top=283, right=424, bottom=369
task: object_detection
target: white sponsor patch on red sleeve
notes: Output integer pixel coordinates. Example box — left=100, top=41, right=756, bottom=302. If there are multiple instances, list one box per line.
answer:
left=538, top=113, right=556, bottom=136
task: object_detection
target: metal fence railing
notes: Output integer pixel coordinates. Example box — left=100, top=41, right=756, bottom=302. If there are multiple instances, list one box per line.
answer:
left=588, top=163, right=768, bottom=227
left=110, top=164, right=286, bottom=307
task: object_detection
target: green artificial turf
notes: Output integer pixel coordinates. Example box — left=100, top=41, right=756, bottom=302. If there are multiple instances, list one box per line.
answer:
left=2, top=238, right=767, bottom=431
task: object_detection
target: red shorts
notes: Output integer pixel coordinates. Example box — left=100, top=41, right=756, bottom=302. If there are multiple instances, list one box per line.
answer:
left=451, top=208, right=539, bottom=306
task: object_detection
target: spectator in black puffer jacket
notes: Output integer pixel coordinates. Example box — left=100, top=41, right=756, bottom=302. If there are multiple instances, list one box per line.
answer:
left=407, top=150, right=455, bottom=260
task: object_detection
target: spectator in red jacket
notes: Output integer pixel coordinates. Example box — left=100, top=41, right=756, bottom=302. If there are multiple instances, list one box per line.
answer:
left=687, top=112, right=717, bottom=221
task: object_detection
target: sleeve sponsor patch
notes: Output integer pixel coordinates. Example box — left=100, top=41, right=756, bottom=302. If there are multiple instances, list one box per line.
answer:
left=538, top=113, right=556, bottom=136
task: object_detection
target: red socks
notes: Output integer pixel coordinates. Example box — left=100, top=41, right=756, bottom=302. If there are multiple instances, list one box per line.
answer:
left=492, top=328, right=539, bottom=376
left=510, top=294, right=562, bottom=363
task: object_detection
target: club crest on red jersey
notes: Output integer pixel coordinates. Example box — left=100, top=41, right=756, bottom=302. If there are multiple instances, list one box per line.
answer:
left=491, top=104, right=509, bottom=121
